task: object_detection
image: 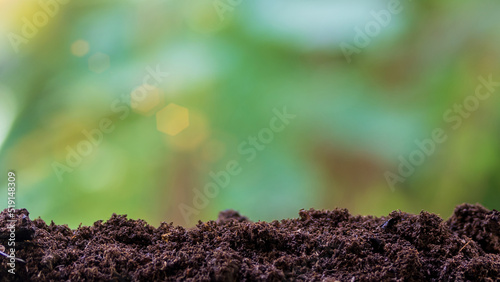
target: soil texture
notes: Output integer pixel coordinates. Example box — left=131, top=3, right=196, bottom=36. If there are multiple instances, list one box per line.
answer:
left=0, top=204, right=499, bottom=281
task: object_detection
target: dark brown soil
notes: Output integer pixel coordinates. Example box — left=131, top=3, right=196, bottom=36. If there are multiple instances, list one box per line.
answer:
left=1, top=204, right=499, bottom=281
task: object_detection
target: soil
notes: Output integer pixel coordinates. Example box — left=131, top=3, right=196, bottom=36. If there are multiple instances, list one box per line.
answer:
left=0, top=204, right=499, bottom=281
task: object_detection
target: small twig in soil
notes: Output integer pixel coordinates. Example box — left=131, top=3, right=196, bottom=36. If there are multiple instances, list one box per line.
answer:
left=459, top=239, right=472, bottom=253
left=0, top=249, right=26, bottom=264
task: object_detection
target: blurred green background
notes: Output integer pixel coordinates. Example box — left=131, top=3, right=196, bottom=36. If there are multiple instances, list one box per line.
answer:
left=1, top=0, right=499, bottom=228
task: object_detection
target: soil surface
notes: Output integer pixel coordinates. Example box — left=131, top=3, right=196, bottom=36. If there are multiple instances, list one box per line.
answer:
left=0, top=204, right=499, bottom=281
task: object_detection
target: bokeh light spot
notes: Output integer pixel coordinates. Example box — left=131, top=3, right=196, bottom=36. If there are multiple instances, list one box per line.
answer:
left=71, top=40, right=90, bottom=57
left=156, top=103, right=190, bottom=136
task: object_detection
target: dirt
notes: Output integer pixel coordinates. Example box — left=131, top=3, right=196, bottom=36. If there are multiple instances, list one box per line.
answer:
left=0, top=204, right=499, bottom=281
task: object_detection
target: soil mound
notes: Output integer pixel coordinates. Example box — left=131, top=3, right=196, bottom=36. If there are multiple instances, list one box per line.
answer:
left=1, top=204, right=499, bottom=281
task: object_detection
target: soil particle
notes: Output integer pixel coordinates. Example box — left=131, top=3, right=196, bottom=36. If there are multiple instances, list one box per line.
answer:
left=1, top=204, right=499, bottom=281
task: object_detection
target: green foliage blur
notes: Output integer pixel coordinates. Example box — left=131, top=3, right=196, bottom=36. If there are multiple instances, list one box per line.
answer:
left=1, top=0, right=499, bottom=228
